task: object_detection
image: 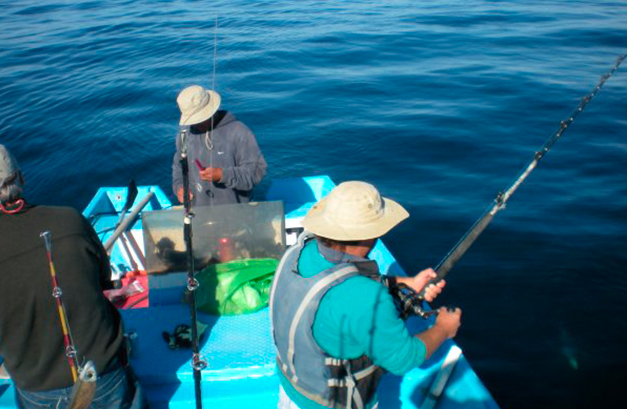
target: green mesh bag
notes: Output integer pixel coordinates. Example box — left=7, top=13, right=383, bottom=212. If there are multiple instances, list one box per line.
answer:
left=196, top=258, right=278, bottom=315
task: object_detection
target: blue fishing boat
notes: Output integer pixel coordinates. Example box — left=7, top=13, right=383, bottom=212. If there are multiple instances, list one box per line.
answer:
left=0, top=176, right=499, bottom=409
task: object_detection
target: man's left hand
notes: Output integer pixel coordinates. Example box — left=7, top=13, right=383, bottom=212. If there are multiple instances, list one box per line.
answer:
left=199, top=167, right=223, bottom=182
left=396, top=268, right=446, bottom=303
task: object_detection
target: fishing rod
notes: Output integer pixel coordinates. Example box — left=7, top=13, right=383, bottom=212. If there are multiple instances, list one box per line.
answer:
left=115, top=180, right=138, bottom=229
left=178, top=16, right=221, bottom=409
left=400, top=53, right=626, bottom=318
left=40, top=231, right=97, bottom=409
left=41, top=231, right=80, bottom=381
left=179, top=128, right=206, bottom=409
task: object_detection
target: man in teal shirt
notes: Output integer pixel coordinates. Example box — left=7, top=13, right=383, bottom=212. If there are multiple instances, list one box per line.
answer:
left=270, top=181, right=461, bottom=409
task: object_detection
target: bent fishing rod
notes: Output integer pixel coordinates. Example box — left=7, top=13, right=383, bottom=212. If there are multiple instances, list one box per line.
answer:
left=401, top=53, right=626, bottom=318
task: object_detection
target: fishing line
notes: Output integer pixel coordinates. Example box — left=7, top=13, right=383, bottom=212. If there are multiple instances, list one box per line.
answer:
left=183, top=16, right=221, bottom=409
left=211, top=16, right=218, bottom=101
left=401, top=53, right=626, bottom=317
left=206, top=16, right=219, bottom=206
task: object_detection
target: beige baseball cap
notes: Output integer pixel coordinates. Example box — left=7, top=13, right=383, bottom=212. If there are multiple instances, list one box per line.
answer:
left=177, top=85, right=222, bottom=126
left=302, top=181, right=409, bottom=241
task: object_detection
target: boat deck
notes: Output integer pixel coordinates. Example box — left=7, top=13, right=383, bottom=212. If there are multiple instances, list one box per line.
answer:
left=0, top=176, right=499, bottom=409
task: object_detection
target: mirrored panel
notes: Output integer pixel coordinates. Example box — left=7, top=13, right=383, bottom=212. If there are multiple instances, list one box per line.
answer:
left=142, top=201, right=285, bottom=274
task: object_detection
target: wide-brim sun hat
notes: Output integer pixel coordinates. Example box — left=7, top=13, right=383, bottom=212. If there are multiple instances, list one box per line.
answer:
left=0, top=144, right=21, bottom=187
left=302, top=181, right=409, bottom=241
left=177, top=85, right=222, bottom=126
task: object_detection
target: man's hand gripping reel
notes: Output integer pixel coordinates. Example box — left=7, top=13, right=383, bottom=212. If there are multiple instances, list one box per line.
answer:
left=387, top=278, right=439, bottom=319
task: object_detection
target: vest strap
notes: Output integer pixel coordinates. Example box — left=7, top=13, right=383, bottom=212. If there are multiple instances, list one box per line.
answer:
left=325, top=357, right=345, bottom=367
left=345, top=362, right=363, bottom=409
left=286, top=265, right=359, bottom=376
left=326, top=363, right=379, bottom=387
left=277, top=356, right=343, bottom=409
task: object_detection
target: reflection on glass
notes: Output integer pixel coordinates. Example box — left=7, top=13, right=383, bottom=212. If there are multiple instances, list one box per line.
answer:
left=142, top=201, right=285, bottom=274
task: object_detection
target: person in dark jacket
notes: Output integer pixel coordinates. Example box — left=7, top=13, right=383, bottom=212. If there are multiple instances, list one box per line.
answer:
left=0, top=144, right=147, bottom=409
left=172, top=84, right=267, bottom=206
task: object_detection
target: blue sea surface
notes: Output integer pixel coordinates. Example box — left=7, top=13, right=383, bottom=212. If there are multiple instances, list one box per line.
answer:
left=1, top=1, right=626, bottom=407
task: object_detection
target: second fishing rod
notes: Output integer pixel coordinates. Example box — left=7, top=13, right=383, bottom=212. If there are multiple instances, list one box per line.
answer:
left=179, top=127, right=206, bottom=409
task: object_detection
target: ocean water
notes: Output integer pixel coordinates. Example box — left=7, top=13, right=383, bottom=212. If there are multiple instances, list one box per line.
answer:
left=1, top=1, right=626, bottom=407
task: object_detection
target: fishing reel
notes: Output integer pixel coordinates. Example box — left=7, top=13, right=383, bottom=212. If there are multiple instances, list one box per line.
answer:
left=384, top=278, right=437, bottom=319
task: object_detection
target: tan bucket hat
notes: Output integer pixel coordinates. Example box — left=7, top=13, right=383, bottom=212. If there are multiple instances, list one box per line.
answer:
left=177, top=85, right=222, bottom=126
left=302, top=181, right=409, bottom=241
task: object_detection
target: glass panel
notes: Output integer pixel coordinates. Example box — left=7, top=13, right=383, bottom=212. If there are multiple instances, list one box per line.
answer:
left=142, top=201, right=285, bottom=274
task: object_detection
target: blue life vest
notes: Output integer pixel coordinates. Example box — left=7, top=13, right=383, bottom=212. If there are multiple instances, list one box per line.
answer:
left=269, top=232, right=384, bottom=409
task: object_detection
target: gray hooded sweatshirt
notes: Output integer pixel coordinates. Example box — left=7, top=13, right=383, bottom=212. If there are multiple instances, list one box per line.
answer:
left=172, top=111, right=267, bottom=206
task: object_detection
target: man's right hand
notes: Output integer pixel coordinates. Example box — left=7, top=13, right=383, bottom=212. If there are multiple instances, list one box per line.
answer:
left=176, top=187, right=194, bottom=204
left=434, top=307, right=462, bottom=339
left=416, top=307, right=462, bottom=359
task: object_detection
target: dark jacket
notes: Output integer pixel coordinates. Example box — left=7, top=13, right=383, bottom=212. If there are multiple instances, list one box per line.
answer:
left=171, top=110, right=268, bottom=206
left=0, top=205, right=124, bottom=391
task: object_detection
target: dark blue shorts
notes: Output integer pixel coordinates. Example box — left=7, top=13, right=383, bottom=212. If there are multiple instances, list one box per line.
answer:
left=15, top=365, right=147, bottom=409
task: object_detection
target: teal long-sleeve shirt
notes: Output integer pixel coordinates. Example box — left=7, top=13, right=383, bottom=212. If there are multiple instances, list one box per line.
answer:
left=278, top=239, right=427, bottom=409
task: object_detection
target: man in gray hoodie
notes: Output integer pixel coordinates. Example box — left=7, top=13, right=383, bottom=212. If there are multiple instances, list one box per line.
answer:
left=172, top=85, right=267, bottom=206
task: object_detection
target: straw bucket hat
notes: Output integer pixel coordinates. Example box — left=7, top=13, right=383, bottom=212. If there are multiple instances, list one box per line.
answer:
left=177, top=85, right=222, bottom=126
left=302, top=181, right=409, bottom=241
left=0, top=144, right=21, bottom=187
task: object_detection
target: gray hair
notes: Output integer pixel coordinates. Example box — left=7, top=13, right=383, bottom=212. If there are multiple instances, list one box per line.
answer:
left=0, top=175, right=23, bottom=204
